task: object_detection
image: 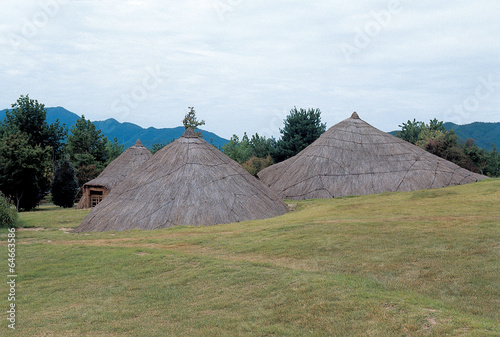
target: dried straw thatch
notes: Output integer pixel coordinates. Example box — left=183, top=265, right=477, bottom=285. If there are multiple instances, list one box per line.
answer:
left=77, top=140, right=152, bottom=209
left=74, top=128, right=288, bottom=232
left=258, top=112, right=486, bottom=200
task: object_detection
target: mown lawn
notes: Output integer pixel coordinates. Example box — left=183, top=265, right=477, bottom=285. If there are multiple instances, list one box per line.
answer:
left=1, top=178, right=499, bottom=336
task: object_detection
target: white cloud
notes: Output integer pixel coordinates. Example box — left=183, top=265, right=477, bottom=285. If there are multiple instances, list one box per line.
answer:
left=0, top=0, right=498, bottom=139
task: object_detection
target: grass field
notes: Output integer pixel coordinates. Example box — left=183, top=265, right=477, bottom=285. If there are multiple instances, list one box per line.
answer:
left=1, top=179, right=499, bottom=336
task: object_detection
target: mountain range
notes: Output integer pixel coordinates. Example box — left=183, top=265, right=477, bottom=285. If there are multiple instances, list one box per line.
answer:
left=0, top=107, right=229, bottom=149
left=0, top=107, right=498, bottom=151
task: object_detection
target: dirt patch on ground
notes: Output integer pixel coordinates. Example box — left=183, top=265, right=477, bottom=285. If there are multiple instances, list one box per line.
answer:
left=17, top=227, right=47, bottom=231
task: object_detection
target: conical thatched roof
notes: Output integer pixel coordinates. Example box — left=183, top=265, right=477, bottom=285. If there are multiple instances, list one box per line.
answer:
left=76, top=140, right=153, bottom=209
left=258, top=112, right=486, bottom=200
left=84, top=139, right=152, bottom=190
left=74, top=129, right=288, bottom=232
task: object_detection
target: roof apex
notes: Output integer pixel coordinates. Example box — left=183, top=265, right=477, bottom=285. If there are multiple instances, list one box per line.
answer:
left=350, top=112, right=360, bottom=119
left=134, top=139, right=144, bottom=147
left=183, top=127, right=199, bottom=138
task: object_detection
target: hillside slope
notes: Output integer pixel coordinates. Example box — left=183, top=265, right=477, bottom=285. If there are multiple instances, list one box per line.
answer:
left=443, top=122, right=500, bottom=150
left=12, top=178, right=500, bottom=336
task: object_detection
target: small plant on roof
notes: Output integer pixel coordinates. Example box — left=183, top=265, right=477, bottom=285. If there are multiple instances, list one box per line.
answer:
left=182, top=107, right=205, bottom=137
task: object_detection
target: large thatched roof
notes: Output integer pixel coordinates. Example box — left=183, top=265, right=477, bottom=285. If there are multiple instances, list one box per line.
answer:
left=74, top=128, right=288, bottom=232
left=84, top=139, right=152, bottom=190
left=258, top=112, right=486, bottom=200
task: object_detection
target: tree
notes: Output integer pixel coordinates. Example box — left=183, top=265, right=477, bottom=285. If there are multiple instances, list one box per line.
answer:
left=461, top=139, right=488, bottom=174
left=242, top=156, right=273, bottom=177
left=150, top=139, right=176, bottom=154
left=250, top=133, right=276, bottom=158
left=2, top=95, right=66, bottom=162
left=222, top=134, right=252, bottom=163
left=182, top=107, right=205, bottom=136
left=485, top=144, right=500, bottom=177
left=150, top=142, right=167, bottom=154
left=0, top=133, right=52, bottom=211
left=66, top=115, right=108, bottom=166
left=273, top=107, right=326, bottom=162
left=222, top=133, right=277, bottom=175
left=66, top=115, right=108, bottom=186
left=51, top=159, right=79, bottom=208
left=396, top=119, right=425, bottom=144
left=396, top=118, right=500, bottom=177
left=105, top=137, right=124, bottom=166
left=0, top=95, right=67, bottom=210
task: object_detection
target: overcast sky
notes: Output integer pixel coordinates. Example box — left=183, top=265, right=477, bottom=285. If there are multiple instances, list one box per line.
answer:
left=1, top=0, right=499, bottom=139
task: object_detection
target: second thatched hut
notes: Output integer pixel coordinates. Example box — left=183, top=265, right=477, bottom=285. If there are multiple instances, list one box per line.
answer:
left=258, top=112, right=486, bottom=200
left=74, top=128, right=288, bottom=232
left=77, top=140, right=152, bottom=209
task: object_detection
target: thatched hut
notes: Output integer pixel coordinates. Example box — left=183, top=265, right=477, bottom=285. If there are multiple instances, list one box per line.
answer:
left=74, top=128, right=288, bottom=232
left=258, top=112, right=486, bottom=200
left=77, top=140, right=152, bottom=209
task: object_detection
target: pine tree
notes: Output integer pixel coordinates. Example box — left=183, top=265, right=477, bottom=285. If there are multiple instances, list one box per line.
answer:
left=273, top=107, right=326, bottom=162
left=182, top=107, right=205, bottom=136
left=51, top=159, right=79, bottom=208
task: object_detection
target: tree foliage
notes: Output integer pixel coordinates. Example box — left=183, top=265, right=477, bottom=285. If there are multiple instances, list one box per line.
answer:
left=66, top=115, right=109, bottom=186
left=105, top=137, right=124, bottom=166
left=0, top=193, right=18, bottom=228
left=222, top=133, right=276, bottom=175
left=51, top=159, right=79, bottom=208
left=241, top=156, right=273, bottom=177
left=485, top=144, right=500, bottom=177
left=183, top=107, right=205, bottom=136
left=396, top=118, right=499, bottom=177
left=2, top=95, right=66, bottom=162
left=66, top=115, right=108, bottom=167
left=0, top=133, right=52, bottom=210
left=273, top=107, right=326, bottom=163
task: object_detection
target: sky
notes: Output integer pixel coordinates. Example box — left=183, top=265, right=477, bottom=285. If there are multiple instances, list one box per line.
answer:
left=1, top=0, right=499, bottom=139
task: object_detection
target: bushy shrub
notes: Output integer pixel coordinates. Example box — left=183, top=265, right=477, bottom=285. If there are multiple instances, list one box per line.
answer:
left=242, top=156, right=274, bottom=176
left=0, top=194, right=18, bottom=228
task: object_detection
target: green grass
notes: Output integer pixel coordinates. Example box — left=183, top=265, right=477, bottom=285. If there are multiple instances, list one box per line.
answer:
left=1, top=179, right=499, bottom=336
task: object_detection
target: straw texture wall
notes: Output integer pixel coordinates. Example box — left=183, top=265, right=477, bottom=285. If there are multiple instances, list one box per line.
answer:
left=74, top=128, right=288, bottom=232
left=77, top=140, right=152, bottom=209
left=258, top=112, right=486, bottom=200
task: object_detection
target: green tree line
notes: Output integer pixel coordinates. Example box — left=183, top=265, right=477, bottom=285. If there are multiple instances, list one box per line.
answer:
left=1, top=95, right=497, bottom=221
left=0, top=95, right=124, bottom=212
left=221, top=107, right=326, bottom=175
left=396, top=118, right=499, bottom=177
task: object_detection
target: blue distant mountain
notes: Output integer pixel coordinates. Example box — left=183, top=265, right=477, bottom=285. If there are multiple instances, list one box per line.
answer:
left=389, top=121, right=499, bottom=151
left=0, top=107, right=229, bottom=149
left=442, top=122, right=499, bottom=151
